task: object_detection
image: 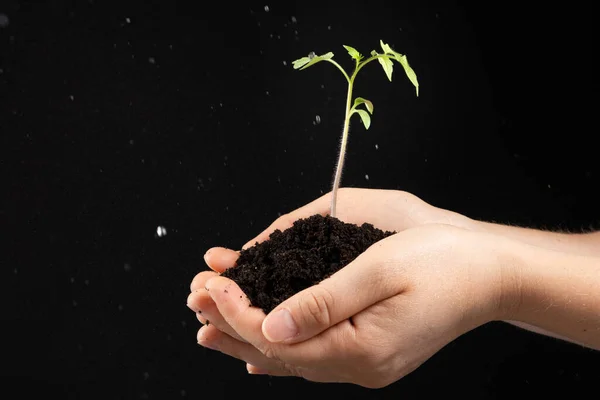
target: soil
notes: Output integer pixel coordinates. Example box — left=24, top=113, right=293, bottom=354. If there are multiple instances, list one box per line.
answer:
left=220, top=214, right=396, bottom=314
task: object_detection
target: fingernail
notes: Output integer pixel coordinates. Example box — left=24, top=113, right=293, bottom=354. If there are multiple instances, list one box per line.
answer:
left=263, top=308, right=298, bottom=343
left=247, top=364, right=268, bottom=375
left=186, top=293, right=197, bottom=312
left=203, top=249, right=212, bottom=264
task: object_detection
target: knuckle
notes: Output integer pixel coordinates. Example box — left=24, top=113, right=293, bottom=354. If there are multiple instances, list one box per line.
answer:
left=279, top=361, right=301, bottom=377
left=299, top=286, right=334, bottom=327
left=260, top=345, right=280, bottom=361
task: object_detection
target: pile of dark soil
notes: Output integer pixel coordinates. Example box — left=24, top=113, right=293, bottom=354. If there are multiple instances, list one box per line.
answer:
left=221, top=214, right=395, bottom=313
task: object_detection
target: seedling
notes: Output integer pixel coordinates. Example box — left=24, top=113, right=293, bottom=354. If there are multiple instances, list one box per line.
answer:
left=292, top=40, right=419, bottom=217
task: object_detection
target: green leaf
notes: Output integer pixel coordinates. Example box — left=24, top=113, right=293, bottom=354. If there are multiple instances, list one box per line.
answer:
left=343, top=45, right=362, bottom=61
left=353, top=109, right=371, bottom=130
left=380, top=40, right=394, bottom=55
left=379, top=40, right=419, bottom=96
left=353, top=97, right=374, bottom=114
left=292, top=51, right=334, bottom=70
left=292, top=57, right=311, bottom=69
left=394, top=54, right=419, bottom=97
left=376, top=54, right=394, bottom=81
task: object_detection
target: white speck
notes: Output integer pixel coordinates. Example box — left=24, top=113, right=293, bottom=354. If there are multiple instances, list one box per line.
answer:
left=269, top=33, right=273, bottom=38
left=156, top=226, right=167, bottom=237
left=282, top=60, right=287, bottom=66
left=117, top=304, right=124, bottom=311
left=0, top=68, right=3, bottom=74
left=124, top=263, right=132, bottom=272
left=548, top=184, right=551, bottom=189
left=129, top=139, right=134, bottom=145
left=219, top=102, right=223, bottom=107
left=0, top=14, right=9, bottom=28
left=84, top=279, right=89, bottom=285
left=125, top=17, right=131, bottom=23
left=69, top=95, right=74, bottom=101
left=73, top=300, right=78, bottom=307
left=264, top=5, right=269, bottom=12
left=320, top=84, right=325, bottom=89
left=365, top=174, right=370, bottom=180
left=327, top=25, right=332, bottom=30
left=180, top=390, right=187, bottom=397
left=424, top=158, right=428, bottom=163
left=375, top=144, right=379, bottom=150
left=13, top=268, right=17, bottom=274
left=148, top=57, right=155, bottom=64
left=70, top=277, right=75, bottom=283
left=143, top=372, right=150, bottom=380
left=291, top=16, right=297, bottom=23
left=315, top=115, right=321, bottom=124
left=265, top=91, right=270, bottom=95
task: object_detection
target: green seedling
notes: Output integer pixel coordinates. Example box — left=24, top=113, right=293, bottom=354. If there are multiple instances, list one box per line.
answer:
left=292, top=40, right=419, bottom=218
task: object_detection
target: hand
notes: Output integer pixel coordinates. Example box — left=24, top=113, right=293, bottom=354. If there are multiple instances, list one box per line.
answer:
left=195, top=224, right=516, bottom=388
left=187, top=188, right=478, bottom=341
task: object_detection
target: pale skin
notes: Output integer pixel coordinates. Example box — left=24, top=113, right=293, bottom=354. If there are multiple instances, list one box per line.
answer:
left=186, top=188, right=600, bottom=388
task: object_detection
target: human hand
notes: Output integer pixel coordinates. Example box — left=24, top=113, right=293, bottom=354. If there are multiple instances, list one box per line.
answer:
left=187, top=188, right=478, bottom=341
left=194, top=224, right=518, bottom=387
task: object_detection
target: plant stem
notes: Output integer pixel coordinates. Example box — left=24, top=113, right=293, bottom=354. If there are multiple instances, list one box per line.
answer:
left=330, top=79, right=354, bottom=218
left=328, top=54, right=389, bottom=217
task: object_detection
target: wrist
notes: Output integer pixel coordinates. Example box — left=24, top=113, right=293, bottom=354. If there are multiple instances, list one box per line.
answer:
left=456, top=232, right=527, bottom=326
left=504, top=243, right=600, bottom=349
left=487, top=237, right=528, bottom=322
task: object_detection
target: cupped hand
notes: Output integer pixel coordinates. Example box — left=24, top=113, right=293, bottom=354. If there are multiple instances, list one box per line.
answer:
left=195, top=224, right=517, bottom=387
left=187, top=188, right=477, bottom=337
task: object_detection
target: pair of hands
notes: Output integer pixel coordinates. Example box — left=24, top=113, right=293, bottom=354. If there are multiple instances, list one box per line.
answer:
left=186, top=188, right=524, bottom=388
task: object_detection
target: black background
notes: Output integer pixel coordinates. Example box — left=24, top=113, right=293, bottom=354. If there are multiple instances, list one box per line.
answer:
left=1, top=0, right=598, bottom=399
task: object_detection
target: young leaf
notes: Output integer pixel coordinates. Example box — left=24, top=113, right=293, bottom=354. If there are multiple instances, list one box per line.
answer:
left=394, top=54, right=419, bottom=96
left=380, top=40, right=395, bottom=56
left=372, top=50, right=394, bottom=81
left=353, top=97, right=374, bottom=114
left=353, top=109, right=371, bottom=130
left=379, top=40, right=419, bottom=96
left=293, top=51, right=334, bottom=70
left=343, top=45, right=363, bottom=61
left=292, top=57, right=311, bottom=69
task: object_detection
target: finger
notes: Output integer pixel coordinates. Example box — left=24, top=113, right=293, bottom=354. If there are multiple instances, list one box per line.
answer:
left=187, top=289, right=247, bottom=342
left=203, top=247, right=240, bottom=273
left=197, top=325, right=290, bottom=373
left=246, top=363, right=343, bottom=384
left=242, top=193, right=331, bottom=250
left=196, top=311, right=208, bottom=324
left=262, top=235, right=406, bottom=344
left=206, top=275, right=351, bottom=367
left=190, top=271, right=218, bottom=292
left=246, top=364, right=273, bottom=375
left=205, top=276, right=265, bottom=345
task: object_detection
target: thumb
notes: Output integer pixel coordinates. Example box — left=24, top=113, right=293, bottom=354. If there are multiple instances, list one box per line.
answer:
left=261, top=239, right=405, bottom=344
